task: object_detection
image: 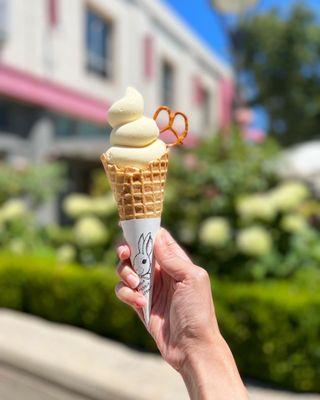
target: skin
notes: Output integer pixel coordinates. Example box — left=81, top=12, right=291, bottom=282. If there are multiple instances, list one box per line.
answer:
left=115, top=228, right=248, bottom=400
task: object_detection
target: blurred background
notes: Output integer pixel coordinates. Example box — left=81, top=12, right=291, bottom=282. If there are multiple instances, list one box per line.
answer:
left=0, top=0, right=320, bottom=399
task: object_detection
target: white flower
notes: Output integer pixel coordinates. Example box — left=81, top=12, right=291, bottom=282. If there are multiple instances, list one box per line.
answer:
left=57, top=245, right=76, bottom=263
left=270, top=182, right=309, bottom=212
left=8, top=238, right=26, bottom=254
left=74, top=216, right=109, bottom=247
left=199, top=217, right=231, bottom=247
left=89, top=195, right=116, bottom=217
left=237, top=226, right=272, bottom=257
left=237, top=194, right=275, bottom=221
left=63, top=194, right=92, bottom=218
left=63, top=194, right=116, bottom=218
left=281, top=214, right=308, bottom=233
left=1, top=199, right=27, bottom=221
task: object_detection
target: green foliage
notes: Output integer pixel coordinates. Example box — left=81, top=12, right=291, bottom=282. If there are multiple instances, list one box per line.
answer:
left=238, top=5, right=320, bottom=145
left=215, top=270, right=320, bottom=392
left=0, top=252, right=319, bottom=392
left=0, top=161, right=65, bottom=254
left=47, top=176, right=119, bottom=265
left=162, top=134, right=320, bottom=280
left=0, top=162, right=65, bottom=205
left=0, top=252, right=153, bottom=350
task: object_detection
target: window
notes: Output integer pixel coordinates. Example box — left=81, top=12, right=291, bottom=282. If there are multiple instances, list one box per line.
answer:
left=0, top=99, right=42, bottom=138
left=161, top=60, right=174, bottom=107
left=0, top=99, right=106, bottom=139
left=86, top=8, right=112, bottom=78
left=51, top=113, right=106, bottom=138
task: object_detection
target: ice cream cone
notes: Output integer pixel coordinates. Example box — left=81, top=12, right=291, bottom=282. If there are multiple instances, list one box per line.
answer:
left=100, top=151, right=169, bottom=325
left=100, top=87, right=188, bottom=326
left=100, top=152, right=168, bottom=221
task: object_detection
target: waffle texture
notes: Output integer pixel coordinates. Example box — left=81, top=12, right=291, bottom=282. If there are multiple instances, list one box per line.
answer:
left=101, top=152, right=169, bottom=220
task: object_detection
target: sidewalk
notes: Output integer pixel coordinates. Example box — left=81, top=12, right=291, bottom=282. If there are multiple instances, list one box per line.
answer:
left=0, top=309, right=319, bottom=400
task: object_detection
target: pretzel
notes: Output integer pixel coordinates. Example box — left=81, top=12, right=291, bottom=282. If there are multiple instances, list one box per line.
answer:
left=153, top=106, right=189, bottom=147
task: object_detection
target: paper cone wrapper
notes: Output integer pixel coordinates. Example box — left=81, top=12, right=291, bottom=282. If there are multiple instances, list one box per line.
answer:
left=100, top=152, right=169, bottom=324
left=121, top=218, right=160, bottom=325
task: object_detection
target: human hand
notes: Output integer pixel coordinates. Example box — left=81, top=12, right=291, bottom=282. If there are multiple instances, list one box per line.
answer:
left=116, top=228, right=248, bottom=399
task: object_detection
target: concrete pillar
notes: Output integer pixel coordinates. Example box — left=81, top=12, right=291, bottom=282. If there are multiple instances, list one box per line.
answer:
left=30, top=116, right=58, bottom=225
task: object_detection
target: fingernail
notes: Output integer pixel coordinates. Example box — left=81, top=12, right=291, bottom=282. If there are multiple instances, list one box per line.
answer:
left=135, top=296, right=146, bottom=307
left=117, top=246, right=125, bottom=258
left=127, top=274, right=140, bottom=289
left=161, top=229, right=175, bottom=247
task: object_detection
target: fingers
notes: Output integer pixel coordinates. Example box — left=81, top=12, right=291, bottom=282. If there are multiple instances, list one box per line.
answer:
left=115, top=243, right=147, bottom=324
left=154, top=228, right=195, bottom=281
left=115, top=282, right=146, bottom=308
left=116, top=243, right=130, bottom=261
left=161, top=228, right=192, bottom=262
left=117, top=261, right=140, bottom=289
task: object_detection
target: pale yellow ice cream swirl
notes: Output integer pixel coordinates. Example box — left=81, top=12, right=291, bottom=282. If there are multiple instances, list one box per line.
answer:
left=106, top=87, right=166, bottom=168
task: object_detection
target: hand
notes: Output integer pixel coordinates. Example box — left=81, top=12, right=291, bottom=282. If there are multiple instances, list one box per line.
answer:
left=116, top=228, right=248, bottom=400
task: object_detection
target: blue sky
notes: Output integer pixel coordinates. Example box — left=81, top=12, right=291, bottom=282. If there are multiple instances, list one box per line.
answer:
left=163, top=0, right=320, bottom=131
left=163, top=0, right=320, bottom=63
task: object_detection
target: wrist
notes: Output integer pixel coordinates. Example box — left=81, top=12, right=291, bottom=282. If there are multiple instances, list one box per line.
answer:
left=180, top=333, right=248, bottom=400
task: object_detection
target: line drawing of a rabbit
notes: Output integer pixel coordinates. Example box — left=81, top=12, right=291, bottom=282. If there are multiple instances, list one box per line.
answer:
left=133, top=232, right=153, bottom=279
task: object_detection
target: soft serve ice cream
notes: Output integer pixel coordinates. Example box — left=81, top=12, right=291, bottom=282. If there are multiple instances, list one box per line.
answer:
left=101, top=86, right=189, bottom=325
left=106, top=87, right=167, bottom=168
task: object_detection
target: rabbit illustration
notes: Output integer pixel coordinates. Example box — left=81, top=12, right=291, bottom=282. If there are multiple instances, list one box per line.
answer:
left=133, top=232, right=153, bottom=279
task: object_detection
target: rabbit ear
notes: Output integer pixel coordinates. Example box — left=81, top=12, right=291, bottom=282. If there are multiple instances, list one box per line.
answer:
left=145, top=233, right=153, bottom=257
left=137, top=234, right=145, bottom=254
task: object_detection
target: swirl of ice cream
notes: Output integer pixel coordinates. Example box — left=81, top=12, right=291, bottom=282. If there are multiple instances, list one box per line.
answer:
left=105, top=87, right=166, bottom=168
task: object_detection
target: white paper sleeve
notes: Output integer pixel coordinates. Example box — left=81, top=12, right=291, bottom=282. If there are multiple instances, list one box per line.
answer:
left=120, top=218, right=161, bottom=325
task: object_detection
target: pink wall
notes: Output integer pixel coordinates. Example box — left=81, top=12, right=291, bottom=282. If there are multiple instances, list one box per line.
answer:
left=48, top=0, right=58, bottom=27
left=0, top=63, right=108, bottom=124
left=218, top=77, right=234, bottom=132
left=144, top=34, right=154, bottom=79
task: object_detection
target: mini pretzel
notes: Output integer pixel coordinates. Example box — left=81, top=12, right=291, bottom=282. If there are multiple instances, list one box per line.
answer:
left=153, top=106, right=189, bottom=147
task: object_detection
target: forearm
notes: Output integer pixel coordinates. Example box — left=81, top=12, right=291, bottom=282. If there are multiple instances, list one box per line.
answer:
left=180, top=334, right=248, bottom=400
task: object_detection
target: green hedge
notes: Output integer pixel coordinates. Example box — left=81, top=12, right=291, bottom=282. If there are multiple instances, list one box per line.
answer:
left=0, top=252, right=319, bottom=392
left=214, top=274, right=320, bottom=392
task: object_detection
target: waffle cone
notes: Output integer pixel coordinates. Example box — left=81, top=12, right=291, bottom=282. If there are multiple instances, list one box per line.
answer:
left=100, top=152, right=169, bottom=221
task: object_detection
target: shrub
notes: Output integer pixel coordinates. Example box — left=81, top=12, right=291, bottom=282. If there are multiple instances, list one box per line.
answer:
left=0, top=252, right=153, bottom=350
left=160, top=134, right=320, bottom=280
left=0, top=252, right=319, bottom=392
left=0, top=161, right=65, bottom=205
left=214, top=271, right=320, bottom=392
left=0, top=162, right=65, bottom=255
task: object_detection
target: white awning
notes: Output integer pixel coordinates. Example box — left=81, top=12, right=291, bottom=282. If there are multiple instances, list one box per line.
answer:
left=279, top=141, right=320, bottom=179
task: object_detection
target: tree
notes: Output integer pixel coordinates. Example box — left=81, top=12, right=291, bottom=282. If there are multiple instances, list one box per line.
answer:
left=237, top=5, right=320, bottom=146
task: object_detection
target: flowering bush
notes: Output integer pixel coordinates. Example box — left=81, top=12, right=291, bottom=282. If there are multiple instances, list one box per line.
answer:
left=281, top=214, right=308, bottom=233
left=0, top=161, right=65, bottom=255
left=270, top=182, right=309, bottom=211
left=0, top=161, right=65, bottom=205
left=237, top=226, right=272, bottom=257
left=63, top=194, right=116, bottom=219
left=74, top=216, right=109, bottom=247
left=161, top=133, right=320, bottom=280
left=237, top=194, right=275, bottom=221
left=199, top=217, right=231, bottom=247
left=0, top=199, right=28, bottom=223
left=52, top=181, right=118, bottom=265
left=63, top=194, right=92, bottom=218
left=56, top=244, right=77, bottom=264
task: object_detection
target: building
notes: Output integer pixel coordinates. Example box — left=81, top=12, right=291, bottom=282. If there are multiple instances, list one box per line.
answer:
left=0, top=0, right=233, bottom=205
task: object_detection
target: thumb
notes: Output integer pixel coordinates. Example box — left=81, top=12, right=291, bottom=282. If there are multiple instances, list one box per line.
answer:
left=154, top=228, right=194, bottom=281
